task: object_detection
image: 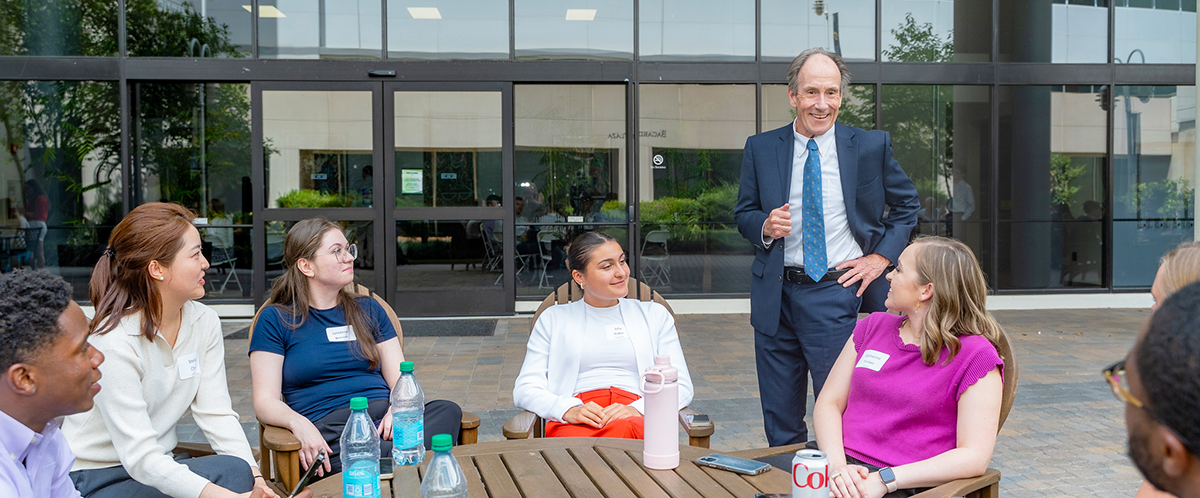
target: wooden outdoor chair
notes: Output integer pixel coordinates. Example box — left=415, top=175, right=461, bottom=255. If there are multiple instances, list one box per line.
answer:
left=249, top=282, right=481, bottom=491
left=501, top=278, right=716, bottom=447
left=729, top=327, right=1020, bottom=498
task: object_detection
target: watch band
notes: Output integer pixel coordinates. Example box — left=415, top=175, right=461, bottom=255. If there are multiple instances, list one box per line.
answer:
left=879, top=467, right=898, bottom=493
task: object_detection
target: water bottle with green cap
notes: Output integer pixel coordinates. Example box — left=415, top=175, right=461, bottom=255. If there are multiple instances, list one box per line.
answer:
left=391, top=360, right=425, bottom=465
left=420, top=434, right=467, bottom=498
left=341, top=396, right=381, bottom=498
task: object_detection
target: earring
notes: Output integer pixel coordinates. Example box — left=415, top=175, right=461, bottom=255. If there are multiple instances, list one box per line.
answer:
left=157, top=276, right=165, bottom=281
left=915, top=301, right=920, bottom=311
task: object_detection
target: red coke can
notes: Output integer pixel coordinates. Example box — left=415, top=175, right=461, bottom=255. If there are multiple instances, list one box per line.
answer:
left=792, top=449, right=829, bottom=498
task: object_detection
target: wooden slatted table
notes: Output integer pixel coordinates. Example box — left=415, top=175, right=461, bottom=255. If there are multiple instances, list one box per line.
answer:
left=308, top=437, right=792, bottom=497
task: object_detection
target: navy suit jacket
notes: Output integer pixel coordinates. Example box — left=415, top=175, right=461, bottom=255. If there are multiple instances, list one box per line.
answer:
left=734, top=122, right=920, bottom=336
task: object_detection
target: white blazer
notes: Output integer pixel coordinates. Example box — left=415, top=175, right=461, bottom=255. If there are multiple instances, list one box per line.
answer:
left=513, top=298, right=695, bottom=422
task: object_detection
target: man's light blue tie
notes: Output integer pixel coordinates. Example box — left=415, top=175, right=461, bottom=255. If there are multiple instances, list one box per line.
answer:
left=802, top=139, right=828, bottom=281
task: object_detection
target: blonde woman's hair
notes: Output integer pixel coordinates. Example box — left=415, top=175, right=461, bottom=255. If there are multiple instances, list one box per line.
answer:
left=907, top=236, right=1004, bottom=365
left=1157, top=241, right=1200, bottom=299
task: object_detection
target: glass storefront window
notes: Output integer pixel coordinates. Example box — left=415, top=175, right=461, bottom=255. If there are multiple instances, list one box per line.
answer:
left=761, top=0, right=875, bottom=62
left=394, top=91, right=503, bottom=207
left=882, top=0, right=991, bottom=62
left=127, top=0, right=251, bottom=57
left=1113, top=85, right=1197, bottom=287
left=387, top=0, right=508, bottom=60
left=762, top=84, right=876, bottom=132
left=638, top=84, right=755, bottom=295
left=258, top=0, right=382, bottom=59
left=263, top=90, right=374, bottom=208
left=0, top=1, right=116, bottom=56
left=882, top=85, right=991, bottom=266
left=516, top=0, right=633, bottom=60
left=394, top=218, right=513, bottom=314
left=999, top=86, right=1107, bottom=289
left=514, top=84, right=627, bottom=296
left=0, top=80, right=121, bottom=300
left=639, top=0, right=754, bottom=61
left=1000, top=0, right=1108, bottom=63
left=1115, top=1, right=1197, bottom=63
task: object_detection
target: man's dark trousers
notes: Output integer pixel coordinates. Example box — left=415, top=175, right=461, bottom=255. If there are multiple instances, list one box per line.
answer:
left=757, top=278, right=861, bottom=447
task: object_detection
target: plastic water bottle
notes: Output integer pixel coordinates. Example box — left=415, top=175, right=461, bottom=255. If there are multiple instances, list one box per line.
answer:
left=341, top=397, right=381, bottom=498
left=640, top=355, right=680, bottom=470
left=391, top=360, right=425, bottom=465
left=420, top=434, right=467, bottom=498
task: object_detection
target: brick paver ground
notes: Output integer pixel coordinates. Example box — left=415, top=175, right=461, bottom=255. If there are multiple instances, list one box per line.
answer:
left=186, top=307, right=1151, bottom=497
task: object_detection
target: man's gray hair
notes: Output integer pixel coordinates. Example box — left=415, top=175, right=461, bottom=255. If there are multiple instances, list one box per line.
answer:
left=787, top=47, right=851, bottom=96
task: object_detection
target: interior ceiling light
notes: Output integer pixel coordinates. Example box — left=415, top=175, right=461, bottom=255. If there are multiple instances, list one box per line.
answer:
left=408, top=7, right=442, bottom=19
left=242, top=5, right=287, bottom=17
left=565, top=9, right=597, bottom=21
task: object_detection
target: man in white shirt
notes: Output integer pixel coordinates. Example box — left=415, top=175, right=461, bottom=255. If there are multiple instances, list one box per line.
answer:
left=0, top=270, right=103, bottom=498
left=735, top=48, right=920, bottom=446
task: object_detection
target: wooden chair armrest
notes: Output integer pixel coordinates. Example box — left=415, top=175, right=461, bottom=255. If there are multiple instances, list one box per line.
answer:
left=502, top=410, right=538, bottom=439
left=261, top=422, right=302, bottom=452
left=725, top=442, right=811, bottom=461
left=460, top=411, right=481, bottom=430
left=909, top=469, right=1001, bottom=498
left=678, top=407, right=714, bottom=438
left=172, top=442, right=217, bottom=458
left=459, top=411, right=481, bottom=445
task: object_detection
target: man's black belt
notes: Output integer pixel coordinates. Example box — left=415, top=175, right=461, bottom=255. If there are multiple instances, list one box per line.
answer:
left=784, top=266, right=851, bottom=285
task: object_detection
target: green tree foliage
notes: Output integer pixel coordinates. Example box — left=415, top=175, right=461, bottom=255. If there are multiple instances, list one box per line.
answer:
left=1049, top=154, right=1084, bottom=206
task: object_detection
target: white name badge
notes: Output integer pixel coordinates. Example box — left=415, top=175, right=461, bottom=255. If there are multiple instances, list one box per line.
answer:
left=177, top=353, right=199, bottom=380
left=605, top=324, right=628, bottom=340
left=326, top=325, right=355, bottom=342
left=855, top=350, right=890, bottom=372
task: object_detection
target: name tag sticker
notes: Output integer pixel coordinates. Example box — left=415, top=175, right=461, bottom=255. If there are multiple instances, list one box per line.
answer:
left=605, top=324, right=628, bottom=340
left=855, top=350, right=890, bottom=372
left=177, top=353, right=199, bottom=380
left=326, top=325, right=355, bottom=343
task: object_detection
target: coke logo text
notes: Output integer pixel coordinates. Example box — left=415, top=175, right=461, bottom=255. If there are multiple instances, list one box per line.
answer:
left=793, top=462, right=828, bottom=489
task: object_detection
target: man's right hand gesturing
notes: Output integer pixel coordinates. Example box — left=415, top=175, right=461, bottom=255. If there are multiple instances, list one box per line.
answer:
left=763, top=203, right=792, bottom=240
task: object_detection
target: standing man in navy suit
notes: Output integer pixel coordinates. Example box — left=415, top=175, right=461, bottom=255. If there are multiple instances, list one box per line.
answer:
left=735, top=48, right=920, bottom=447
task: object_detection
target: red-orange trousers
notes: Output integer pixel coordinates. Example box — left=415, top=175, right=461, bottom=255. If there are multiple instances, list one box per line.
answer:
left=545, top=387, right=645, bottom=439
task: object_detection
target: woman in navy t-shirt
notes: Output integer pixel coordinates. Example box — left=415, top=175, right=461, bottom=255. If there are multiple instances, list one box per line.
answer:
left=248, top=218, right=461, bottom=477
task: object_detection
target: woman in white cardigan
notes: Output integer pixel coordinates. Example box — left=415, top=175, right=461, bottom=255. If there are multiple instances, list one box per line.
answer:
left=513, top=231, right=693, bottom=438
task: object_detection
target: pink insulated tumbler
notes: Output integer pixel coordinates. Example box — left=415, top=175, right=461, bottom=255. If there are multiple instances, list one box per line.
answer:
left=640, top=355, right=680, bottom=470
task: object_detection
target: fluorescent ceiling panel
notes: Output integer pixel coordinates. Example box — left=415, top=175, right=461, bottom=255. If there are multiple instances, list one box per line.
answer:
left=408, top=7, right=443, bottom=19
left=565, top=8, right=597, bottom=21
left=242, top=5, right=287, bottom=17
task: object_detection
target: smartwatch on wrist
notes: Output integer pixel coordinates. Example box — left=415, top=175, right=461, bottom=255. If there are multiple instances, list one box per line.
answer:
left=879, top=467, right=898, bottom=493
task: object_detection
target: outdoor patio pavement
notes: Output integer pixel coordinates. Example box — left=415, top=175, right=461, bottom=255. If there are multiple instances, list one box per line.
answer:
left=187, top=307, right=1151, bottom=498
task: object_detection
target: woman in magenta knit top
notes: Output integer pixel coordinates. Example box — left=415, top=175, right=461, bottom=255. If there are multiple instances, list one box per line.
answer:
left=814, top=236, right=1005, bottom=498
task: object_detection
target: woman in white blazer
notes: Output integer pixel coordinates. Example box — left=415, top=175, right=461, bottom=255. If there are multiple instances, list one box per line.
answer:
left=513, top=231, right=693, bottom=438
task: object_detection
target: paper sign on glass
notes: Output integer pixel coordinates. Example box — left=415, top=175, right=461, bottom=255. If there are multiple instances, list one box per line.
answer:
left=401, top=169, right=423, bottom=194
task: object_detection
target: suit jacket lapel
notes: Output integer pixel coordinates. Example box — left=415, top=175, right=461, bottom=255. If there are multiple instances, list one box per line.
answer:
left=836, top=123, right=859, bottom=234
left=778, top=125, right=795, bottom=207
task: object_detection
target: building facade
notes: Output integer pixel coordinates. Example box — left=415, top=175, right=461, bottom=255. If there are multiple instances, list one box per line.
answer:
left=0, top=0, right=1195, bottom=316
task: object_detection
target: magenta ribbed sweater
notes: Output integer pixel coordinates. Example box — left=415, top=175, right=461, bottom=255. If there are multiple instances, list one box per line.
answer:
left=840, top=312, right=1003, bottom=468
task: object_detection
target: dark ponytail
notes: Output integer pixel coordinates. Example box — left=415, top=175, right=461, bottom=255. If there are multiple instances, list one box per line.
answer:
left=566, top=231, right=617, bottom=274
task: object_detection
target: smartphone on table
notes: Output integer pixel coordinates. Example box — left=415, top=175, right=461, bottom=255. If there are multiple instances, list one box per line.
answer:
left=290, top=450, right=325, bottom=497
left=379, top=457, right=394, bottom=480
left=695, top=454, right=771, bottom=476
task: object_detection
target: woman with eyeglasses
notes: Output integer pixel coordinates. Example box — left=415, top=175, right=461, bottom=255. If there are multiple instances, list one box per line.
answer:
left=812, top=236, right=1005, bottom=498
left=248, top=218, right=462, bottom=478
left=1128, top=242, right=1200, bottom=498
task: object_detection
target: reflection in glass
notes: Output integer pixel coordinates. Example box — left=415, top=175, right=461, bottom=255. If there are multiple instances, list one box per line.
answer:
left=882, top=0, right=990, bottom=62
left=761, top=0, right=875, bottom=62
left=395, top=219, right=503, bottom=290
left=387, top=0, right=508, bottom=60
left=127, top=0, right=251, bottom=57
left=263, top=91, right=374, bottom=208
left=514, top=85, right=626, bottom=222
left=136, top=83, right=252, bottom=219
left=0, top=81, right=121, bottom=299
left=1000, top=0, right=1108, bottom=63
left=258, top=0, right=382, bottom=59
left=1115, top=2, right=1196, bottom=63
left=199, top=225, right=251, bottom=298
left=638, top=84, right=755, bottom=295
left=516, top=0, right=633, bottom=60
left=882, top=85, right=990, bottom=264
left=1113, top=86, right=1197, bottom=287
left=762, top=84, right=875, bottom=132
left=266, top=219, right=375, bottom=286
left=0, top=0, right=117, bottom=56
left=394, top=92, right=503, bottom=207
left=999, top=86, right=1106, bottom=289
left=639, top=0, right=754, bottom=61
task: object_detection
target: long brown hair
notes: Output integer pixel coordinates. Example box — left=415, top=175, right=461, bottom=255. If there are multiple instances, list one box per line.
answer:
left=1158, top=241, right=1200, bottom=298
left=90, top=202, right=198, bottom=340
left=264, top=218, right=380, bottom=370
left=906, top=236, right=1004, bottom=365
